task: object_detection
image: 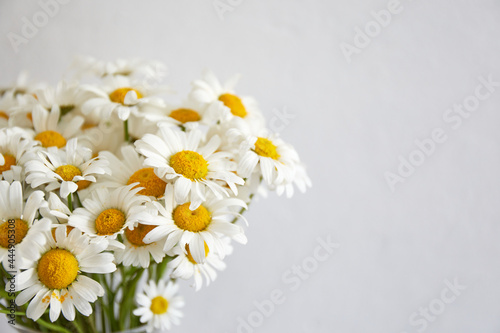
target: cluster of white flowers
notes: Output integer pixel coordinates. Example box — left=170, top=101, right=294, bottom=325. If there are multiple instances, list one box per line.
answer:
left=0, top=57, right=310, bottom=332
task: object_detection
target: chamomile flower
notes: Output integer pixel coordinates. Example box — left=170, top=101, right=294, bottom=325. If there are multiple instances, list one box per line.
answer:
left=0, top=181, right=50, bottom=270
left=135, top=126, right=244, bottom=209
left=81, top=75, right=166, bottom=121
left=0, top=127, right=37, bottom=182
left=167, top=238, right=231, bottom=291
left=31, top=81, right=84, bottom=119
left=15, top=226, right=116, bottom=322
left=40, top=192, right=72, bottom=224
left=159, top=97, right=225, bottom=131
left=275, top=162, right=312, bottom=198
left=68, top=184, right=150, bottom=241
left=31, top=104, right=84, bottom=149
left=237, top=131, right=300, bottom=188
left=77, top=114, right=125, bottom=156
left=0, top=90, right=22, bottom=128
left=73, top=56, right=167, bottom=80
left=189, top=70, right=264, bottom=129
left=133, top=279, right=184, bottom=332
left=25, top=138, right=110, bottom=198
left=114, top=203, right=166, bottom=268
left=99, top=145, right=167, bottom=199
left=143, top=186, right=247, bottom=264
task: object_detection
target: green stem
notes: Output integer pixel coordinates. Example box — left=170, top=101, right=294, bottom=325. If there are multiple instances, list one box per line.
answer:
left=155, top=257, right=171, bottom=283
left=124, top=119, right=130, bottom=142
left=67, top=194, right=73, bottom=212
left=36, top=318, right=72, bottom=333
left=74, top=192, right=82, bottom=209
left=71, top=316, right=85, bottom=333
left=119, top=269, right=144, bottom=331
left=0, top=309, right=25, bottom=316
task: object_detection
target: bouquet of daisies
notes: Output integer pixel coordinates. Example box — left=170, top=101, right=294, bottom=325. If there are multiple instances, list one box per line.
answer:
left=0, top=57, right=310, bottom=333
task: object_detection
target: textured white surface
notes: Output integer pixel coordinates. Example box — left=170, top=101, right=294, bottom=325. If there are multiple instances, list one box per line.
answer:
left=1, top=0, right=500, bottom=332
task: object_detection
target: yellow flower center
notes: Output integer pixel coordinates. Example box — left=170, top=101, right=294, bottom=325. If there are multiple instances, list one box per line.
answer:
left=254, top=137, right=280, bottom=160
left=173, top=203, right=211, bottom=232
left=109, top=87, right=143, bottom=105
left=185, top=242, right=209, bottom=264
left=95, top=208, right=126, bottom=236
left=55, top=165, right=81, bottom=181
left=169, top=108, right=201, bottom=123
left=127, top=168, right=166, bottom=198
left=150, top=296, right=169, bottom=315
left=34, top=130, right=67, bottom=148
left=170, top=151, right=208, bottom=180
left=37, top=249, right=79, bottom=289
left=0, top=111, right=8, bottom=120
left=0, top=219, right=29, bottom=248
left=218, top=93, right=247, bottom=118
left=0, top=154, right=16, bottom=173
left=76, top=180, right=92, bottom=190
left=125, top=223, right=157, bottom=247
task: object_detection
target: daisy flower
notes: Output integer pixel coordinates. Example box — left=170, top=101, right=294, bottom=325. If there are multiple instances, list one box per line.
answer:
left=0, top=181, right=50, bottom=270
left=81, top=75, right=166, bottom=121
left=72, top=56, right=167, bottom=80
left=167, top=237, right=231, bottom=291
left=25, top=138, right=110, bottom=198
left=40, top=192, right=72, bottom=224
left=68, top=184, right=150, bottom=241
left=0, top=127, right=37, bottom=182
left=133, top=279, right=184, bottom=332
left=275, top=162, right=312, bottom=198
left=135, top=126, right=244, bottom=210
left=113, top=203, right=166, bottom=268
left=237, top=131, right=300, bottom=188
left=0, top=71, right=43, bottom=97
left=31, top=81, right=84, bottom=119
left=127, top=112, right=165, bottom=142
left=158, top=97, right=226, bottom=131
left=189, top=69, right=264, bottom=129
left=30, top=104, right=84, bottom=149
left=0, top=90, right=24, bottom=128
left=77, top=114, right=125, bottom=156
left=15, top=226, right=116, bottom=322
left=143, top=186, right=247, bottom=264
left=99, top=145, right=167, bottom=199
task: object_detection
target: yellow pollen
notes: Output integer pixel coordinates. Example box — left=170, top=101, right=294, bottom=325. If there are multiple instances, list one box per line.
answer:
left=173, top=203, right=211, bottom=232
left=95, top=209, right=126, bottom=235
left=127, top=168, right=166, bottom=198
left=150, top=296, right=169, bottom=315
left=37, top=249, right=79, bottom=289
left=109, top=87, right=143, bottom=105
left=0, top=111, right=8, bottom=120
left=35, top=130, right=67, bottom=148
left=0, top=219, right=29, bottom=248
left=170, top=150, right=208, bottom=180
left=55, top=165, right=82, bottom=182
left=185, top=242, right=209, bottom=264
left=218, top=93, right=247, bottom=118
left=169, top=108, right=201, bottom=123
left=0, top=154, right=16, bottom=173
left=26, top=113, right=33, bottom=122
left=125, top=224, right=157, bottom=247
left=254, top=137, right=280, bottom=160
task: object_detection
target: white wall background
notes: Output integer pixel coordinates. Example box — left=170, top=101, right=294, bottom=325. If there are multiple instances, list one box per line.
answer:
left=1, top=0, right=500, bottom=332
